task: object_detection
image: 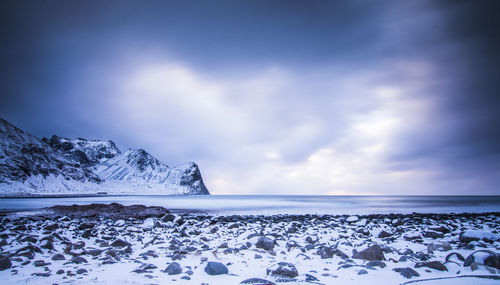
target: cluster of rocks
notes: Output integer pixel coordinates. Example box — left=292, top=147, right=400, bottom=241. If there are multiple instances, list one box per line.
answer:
left=0, top=204, right=498, bottom=284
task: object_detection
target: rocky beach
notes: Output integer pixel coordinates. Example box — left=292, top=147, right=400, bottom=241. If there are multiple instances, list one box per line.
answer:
left=0, top=203, right=499, bottom=284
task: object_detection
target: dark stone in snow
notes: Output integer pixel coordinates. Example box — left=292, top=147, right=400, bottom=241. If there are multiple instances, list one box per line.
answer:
left=424, top=231, right=444, bottom=239
left=56, top=269, right=65, bottom=274
left=86, top=249, right=104, bottom=257
left=429, top=226, right=451, bottom=234
left=40, top=240, right=54, bottom=250
left=82, top=229, right=93, bottom=239
left=20, top=235, right=37, bottom=243
left=44, top=224, right=59, bottom=231
left=353, top=245, right=385, bottom=261
left=240, top=277, right=276, bottom=285
left=73, top=241, right=85, bottom=249
left=33, top=260, right=51, bottom=267
left=366, top=260, right=387, bottom=268
left=0, top=257, right=12, bottom=271
left=445, top=252, right=465, bottom=263
left=305, top=274, right=319, bottom=281
left=142, top=263, right=158, bottom=271
left=110, top=239, right=132, bottom=248
left=204, top=261, right=228, bottom=275
left=32, top=272, right=51, bottom=277
left=78, top=223, right=95, bottom=230
left=77, top=268, right=88, bottom=274
left=19, top=251, right=35, bottom=259
left=165, top=262, right=182, bottom=275
left=228, top=223, right=239, bottom=229
left=414, top=252, right=431, bottom=261
left=255, top=236, right=274, bottom=251
left=358, top=269, right=368, bottom=275
left=305, top=236, right=316, bottom=244
left=266, top=262, right=298, bottom=278
left=464, top=250, right=500, bottom=270
left=317, top=247, right=348, bottom=259
left=415, top=261, right=448, bottom=271
left=171, top=253, right=184, bottom=261
left=393, top=267, right=420, bottom=279
left=70, top=256, right=88, bottom=264
left=378, top=231, right=392, bottom=238
left=161, top=214, right=176, bottom=223
left=175, top=217, right=185, bottom=226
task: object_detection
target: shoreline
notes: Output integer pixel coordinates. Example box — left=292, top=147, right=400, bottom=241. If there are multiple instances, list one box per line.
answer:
left=1, top=195, right=499, bottom=217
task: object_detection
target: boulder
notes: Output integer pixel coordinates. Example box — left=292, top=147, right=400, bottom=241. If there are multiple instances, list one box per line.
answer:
left=204, top=261, right=228, bottom=275
left=70, top=256, right=88, bottom=264
left=267, top=262, right=298, bottom=280
left=353, top=245, right=385, bottom=261
left=51, top=254, right=65, bottom=261
left=255, top=236, right=274, bottom=251
left=165, top=262, right=182, bottom=275
left=393, top=267, right=420, bottom=279
left=378, top=231, right=393, bottom=238
left=415, top=261, right=447, bottom=271
left=111, top=239, right=132, bottom=248
left=0, top=257, right=12, bottom=271
left=427, top=242, right=452, bottom=253
left=464, top=250, right=500, bottom=270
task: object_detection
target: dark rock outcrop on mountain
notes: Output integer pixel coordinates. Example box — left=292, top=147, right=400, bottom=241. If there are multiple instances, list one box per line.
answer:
left=42, top=135, right=120, bottom=166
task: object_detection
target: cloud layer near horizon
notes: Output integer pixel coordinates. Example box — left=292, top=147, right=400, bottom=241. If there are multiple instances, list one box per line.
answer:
left=1, top=0, right=499, bottom=194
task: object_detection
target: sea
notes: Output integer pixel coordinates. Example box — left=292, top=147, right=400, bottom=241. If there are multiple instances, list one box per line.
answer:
left=1, top=195, right=499, bottom=215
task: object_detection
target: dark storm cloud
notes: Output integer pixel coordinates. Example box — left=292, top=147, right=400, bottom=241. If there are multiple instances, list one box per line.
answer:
left=0, top=0, right=499, bottom=194
left=383, top=1, right=500, bottom=179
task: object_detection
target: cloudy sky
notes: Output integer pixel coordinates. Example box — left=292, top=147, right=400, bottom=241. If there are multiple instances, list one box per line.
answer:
left=1, top=0, right=499, bottom=195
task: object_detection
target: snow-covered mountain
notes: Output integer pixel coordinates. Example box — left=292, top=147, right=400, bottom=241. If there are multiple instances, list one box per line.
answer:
left=95, top=149, right=209, bottom=195
left=0, top=118, right=209, bottom=196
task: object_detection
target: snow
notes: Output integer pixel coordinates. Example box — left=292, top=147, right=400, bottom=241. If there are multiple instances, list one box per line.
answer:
left=462, top=230, right=500, bottom=241
left=346, top=216, right=359, bottom=222
left=0, top=210, right=498, bottom=284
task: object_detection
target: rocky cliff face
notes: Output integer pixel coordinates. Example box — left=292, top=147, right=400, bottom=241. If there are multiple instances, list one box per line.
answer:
left=0, top=118, right=209, bottom=196
left=0, top=119, right=101, bottom=185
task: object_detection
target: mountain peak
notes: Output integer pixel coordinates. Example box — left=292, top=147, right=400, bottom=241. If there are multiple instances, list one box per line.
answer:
left=123, top=148, right=168, bottom=171
left=0, top=118, right=40, bottom=145
left=43, top=135, right=121, bottom=166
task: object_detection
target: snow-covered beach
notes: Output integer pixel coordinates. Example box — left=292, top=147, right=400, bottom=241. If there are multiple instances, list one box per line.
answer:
left=0, top=203, right=499, bottom=284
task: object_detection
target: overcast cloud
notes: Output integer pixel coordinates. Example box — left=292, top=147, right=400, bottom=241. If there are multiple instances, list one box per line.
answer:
left=1, top=0, right=499, bottom=194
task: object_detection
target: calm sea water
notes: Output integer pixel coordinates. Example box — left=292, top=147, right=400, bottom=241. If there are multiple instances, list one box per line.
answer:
left=1, top=195, right=499, bottom=215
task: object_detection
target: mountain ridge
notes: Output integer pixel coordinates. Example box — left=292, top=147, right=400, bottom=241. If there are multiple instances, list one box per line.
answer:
left=0, top=118, right=209, bottom=196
